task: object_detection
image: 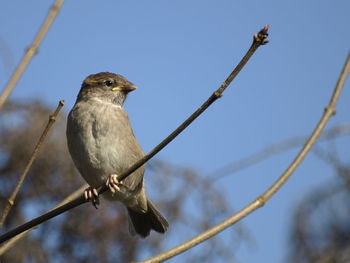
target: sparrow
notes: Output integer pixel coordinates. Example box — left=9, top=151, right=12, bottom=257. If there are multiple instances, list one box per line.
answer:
left=66, top=72, right=168, bottom=237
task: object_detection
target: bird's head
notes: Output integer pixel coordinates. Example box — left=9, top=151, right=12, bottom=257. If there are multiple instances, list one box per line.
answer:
left=78, top=72, right=137, bottom=106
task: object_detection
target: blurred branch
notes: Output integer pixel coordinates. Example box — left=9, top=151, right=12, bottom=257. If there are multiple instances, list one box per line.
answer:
left=0, top=184, right=86, bottom=255
left=0, top=25, right=269, bottom=244
left=0, top=37, right=15, bottom=73
left=311, top=144, right=350, bottom=186
left=0, top=0, right=64, bottom=110
left=0, top=100, right=64, bottom=229
left=208, top=123, right=350, bottom=181
left=135, top=52, right=350, bottom=263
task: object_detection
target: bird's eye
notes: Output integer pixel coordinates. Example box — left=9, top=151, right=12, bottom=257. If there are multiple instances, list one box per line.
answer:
left=104, top=80, right=113, bottom=87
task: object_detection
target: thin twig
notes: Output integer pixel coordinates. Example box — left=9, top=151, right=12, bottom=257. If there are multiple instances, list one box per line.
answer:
left=116, top=25, right=269, bottom=183
left=0, top=100, right=65, bottom=230
left=208, top=123, right=350, bottom=181
left=0, top=25, right=269, bottom=244
left=0, top=0, right=64, bottom=110
left=0, top=184, right=87, bottom=255
left=135, top=52, right=350, bottom=263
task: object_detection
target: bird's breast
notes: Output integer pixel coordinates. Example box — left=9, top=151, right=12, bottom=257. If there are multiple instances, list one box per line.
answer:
left=67, top=100, right=144, bottom=188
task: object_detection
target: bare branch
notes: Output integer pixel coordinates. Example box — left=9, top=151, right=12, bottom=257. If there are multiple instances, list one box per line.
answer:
left=115, top=25, right=269, bottom=183
left=0, top=25, right=269, bottom=244
left=0, top=0, right=65, bottom=110
left=0, top=100, right=64, bottom=229
left=135, top=52, right=350, bottom=263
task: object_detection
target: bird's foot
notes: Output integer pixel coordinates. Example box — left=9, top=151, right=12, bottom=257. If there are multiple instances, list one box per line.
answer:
left=84, top=186, right=100, bottom=209
left=106, top=173, right=123, bottom=194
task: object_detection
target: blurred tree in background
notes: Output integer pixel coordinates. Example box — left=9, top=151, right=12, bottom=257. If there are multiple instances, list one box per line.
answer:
left=288, top=147, right=350, bottom=263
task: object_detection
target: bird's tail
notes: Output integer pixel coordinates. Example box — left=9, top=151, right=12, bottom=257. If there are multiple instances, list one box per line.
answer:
left=127, top=199, right=168, bottom=238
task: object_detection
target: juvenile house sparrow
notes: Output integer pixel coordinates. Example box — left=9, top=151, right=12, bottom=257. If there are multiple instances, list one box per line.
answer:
left=66, top=72, right=168, bottom=237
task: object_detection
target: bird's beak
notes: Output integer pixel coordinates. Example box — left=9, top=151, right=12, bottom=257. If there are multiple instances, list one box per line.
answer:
left=112, top=85, right=137, bottom=93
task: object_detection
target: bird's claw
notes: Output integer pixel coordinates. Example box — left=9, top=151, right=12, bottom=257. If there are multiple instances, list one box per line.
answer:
left=84, top=186, right=100, bottom=209
left=106, top=174, right=123, bottom=194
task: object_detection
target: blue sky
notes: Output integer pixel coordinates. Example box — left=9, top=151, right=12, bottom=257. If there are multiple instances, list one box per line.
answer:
left=1, top=1, right=349, bottom=262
